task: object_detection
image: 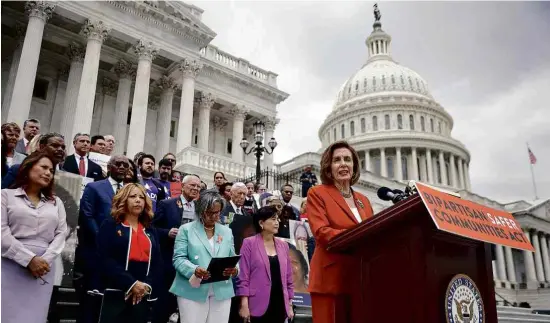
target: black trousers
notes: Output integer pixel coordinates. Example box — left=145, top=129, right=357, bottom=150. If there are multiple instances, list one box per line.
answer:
left=74, top=278, right=101, bottom=323
left=151, top=269, right=178, bottom=323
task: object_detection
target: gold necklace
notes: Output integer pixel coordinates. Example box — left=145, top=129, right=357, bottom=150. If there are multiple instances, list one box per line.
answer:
left=335, top=183, right=352, bottom=198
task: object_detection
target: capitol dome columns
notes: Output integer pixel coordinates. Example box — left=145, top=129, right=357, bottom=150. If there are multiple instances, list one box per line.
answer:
left=155, top=76, right=178, bottom=159
left=6, top=1, right=55, bottom=126
left=230, top=106, right=248, bottom=162
left=380, top=148, right=387, bottom=177
left=395, top=148, right=403, bottom=181
left=126, top=40, right=158, bottom=158
left=71, top=19, right=110, bottom=140
left=411, top=148, right=419, bottom=180
left=176, top=59, right=202, bottom=152
left=426, top=149, right=434, bottom=184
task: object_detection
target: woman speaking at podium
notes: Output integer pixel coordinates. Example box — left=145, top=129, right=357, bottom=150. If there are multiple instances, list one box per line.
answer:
left=306, top=141, right=374, bottom=323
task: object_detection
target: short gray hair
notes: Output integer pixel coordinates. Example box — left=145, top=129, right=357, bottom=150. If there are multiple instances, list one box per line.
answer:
left=108, top=155, right=129, bottom=167
left=182, top=174, right=199, bottom=184
left=231, top=182, right=246, bottom=191
left=196, top=191, right=226, bottom=220
left=73, top=133, right=90, bottom=142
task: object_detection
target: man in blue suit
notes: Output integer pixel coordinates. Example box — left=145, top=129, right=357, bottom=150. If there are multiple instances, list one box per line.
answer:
left=151, top=174, right=201, bottom=323
left=73, top=155, right=130, bottom=323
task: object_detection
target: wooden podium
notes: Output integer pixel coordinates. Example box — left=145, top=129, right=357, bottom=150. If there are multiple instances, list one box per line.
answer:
left=328, top=194, right=498, bottom=323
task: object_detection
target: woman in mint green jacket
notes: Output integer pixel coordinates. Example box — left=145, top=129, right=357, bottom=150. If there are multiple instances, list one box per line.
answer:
left=170, top=191, right=239, bottom=323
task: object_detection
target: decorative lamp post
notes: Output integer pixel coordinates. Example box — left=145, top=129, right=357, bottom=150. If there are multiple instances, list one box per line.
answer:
left=240, top=120, right=277, bottom=184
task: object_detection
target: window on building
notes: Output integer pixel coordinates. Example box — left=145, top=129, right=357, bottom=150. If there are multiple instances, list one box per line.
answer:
left=227, top=138, right=233, bottom=154
left=421, top=116, right=425, bottom=131
left=127, top=110, right=132, bottom=125
left=341, top=124, right=345, bottom=139
left=430, top=118, right=434, bottom=132
left=361, top=118, right=366, bottom=133
left=194, top=128, right=198, bottom=145
left=402, top=156, right=408, bottom=179
left=409, top=115, right=415, bottom=130
left=333, top=128, right=336, bottom=141
left=170, top=120, right=177, bottom=138
left=372, top=116, right=378, bottom=131
left=384, top=114, right=390, bottom=130
left=436, top=160, right=441, bottom=183
left=391, top=75, right=396, bottom=84
left=374, top=157, right=381, bottom=175
left=355, top=81, right=359, bottom=91
left=446, top=162, right=451, bottom=186
left=350, top=121, right=355, bottom=136
left=438, top=122, right=442, bottom=134
left=397, top=114, right=403, bottom=129
left=387, top=157, right=394, bottom=179
left=32, top=78, right=49, bottom=100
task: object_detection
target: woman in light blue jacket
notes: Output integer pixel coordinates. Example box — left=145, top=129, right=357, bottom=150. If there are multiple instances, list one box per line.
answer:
left=170, top=191, right=239, bottom=323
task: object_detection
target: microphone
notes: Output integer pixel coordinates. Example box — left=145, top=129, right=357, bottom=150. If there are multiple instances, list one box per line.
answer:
left=377, top=187, right=406, bottom=204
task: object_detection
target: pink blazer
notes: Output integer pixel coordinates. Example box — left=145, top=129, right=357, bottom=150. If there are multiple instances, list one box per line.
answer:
left=236, top=234, right=294, bottom=317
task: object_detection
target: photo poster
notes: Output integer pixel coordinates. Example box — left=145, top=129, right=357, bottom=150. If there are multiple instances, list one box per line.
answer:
left=170, top=181, right=182, bottom=198
left=53, top=172, right=91, bottom=287
left=280, top=219, right=314, bottom=307
left=88, top=152, right=111, bottom=175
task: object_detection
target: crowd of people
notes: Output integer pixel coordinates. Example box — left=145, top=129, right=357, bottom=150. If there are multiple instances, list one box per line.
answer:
left=2, top=118, right=324, bottom=323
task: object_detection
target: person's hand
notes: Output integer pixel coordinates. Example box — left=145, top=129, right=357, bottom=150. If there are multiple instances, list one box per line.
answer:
left=27, top=256, right=50, bottom=278
left=127, top=281, right=149, bottom=305
left=194, top=267, right=210, bottom=280
left=239, top=304, right=251, bottom=322
left=223, top=267, right=238, bottom=277
left=168, top=228, right=179, bottom=239
left=288, top=303, right=294, bottom=320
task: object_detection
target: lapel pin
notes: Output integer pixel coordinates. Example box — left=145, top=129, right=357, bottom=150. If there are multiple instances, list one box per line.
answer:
left=176, top=200, right=183, bottom=209
left=356, top=200, right=365, bottom=209
left=117, top=230, right=122, bottom=237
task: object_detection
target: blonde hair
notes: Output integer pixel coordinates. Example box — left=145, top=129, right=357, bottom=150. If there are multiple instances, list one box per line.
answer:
left=26, top=134, right=42, bottom=154
left=111, top=183, right=154, bottom=227
left=300, top=197, right=307, bottom=214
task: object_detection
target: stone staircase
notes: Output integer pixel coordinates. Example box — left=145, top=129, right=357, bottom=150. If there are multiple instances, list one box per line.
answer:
left=497, top=305, right=550, bottom=323
left=48, top=288, right=550, bottom=323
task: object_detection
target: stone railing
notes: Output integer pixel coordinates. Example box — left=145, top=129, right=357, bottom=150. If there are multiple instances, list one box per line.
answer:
left=276, top=152, right=322, bottom=173
left=176, top=146, right=255, bottom=179
left=200, top=45, right=278, bottom=87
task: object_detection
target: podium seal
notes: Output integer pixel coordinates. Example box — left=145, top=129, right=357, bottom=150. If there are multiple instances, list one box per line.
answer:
left=445, top=274, right=484, bottom=323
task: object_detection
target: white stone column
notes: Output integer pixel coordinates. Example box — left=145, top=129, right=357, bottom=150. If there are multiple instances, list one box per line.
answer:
left=532, top=230, right=546, bottom=283
left=457, top=158, right=465, bottom=189
left=524, top=229, right=539, bottom=288
left=263, top=118, right=278, bottom=171
left=2, top=24, right=26, bottom=123
left=197, top=93, right=215, bottom=151
left=177, top=58, right=201, bottom=152
left=396, top=147, right=403, bottom=181
left=112, top=60, right=134, bottom=155
left=380, top=148, right=387, bottom=177
left=126, top=40, right=157, bottom=158
left=495, top=244, right=508, bottom=284
left=505, top=246, right=517, bottom=284
left=154, top=76, right=177, bottom=159
left=426, top=149, right=433, bottom=184
left=71, top=20, right=110, bottom=138
left=365, top=149, right=371, bottom=172
left=230, top=106, right=248, bottom=162
left=439, top=151, right=448, bottom=185
left=6, top=2, right=55, bottom=125
left=450, top=154, right=458, bottom=188
left=464, top=162, right=472, bottom=190
left=411, top=147, right=418, bottom=180
left=98, top=78, right=118, bottom=136
left=58, top=43, right=85, bottom=145
left=541, top=234, right=550, bottom=283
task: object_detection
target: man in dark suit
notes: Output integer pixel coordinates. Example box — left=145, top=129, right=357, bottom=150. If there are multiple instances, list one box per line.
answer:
left=15, top=118, right=40, bottom=154
left=73, top=155, right=130, bottom=323
left=2, top=132, right=66, bottom=188
left=280, top=183, right=301, bottom=220
left=243, top=181, right=260, bottom=216
left=63, top=133, right=104, bottom=181
left=151, top=174, right=201, bottom=323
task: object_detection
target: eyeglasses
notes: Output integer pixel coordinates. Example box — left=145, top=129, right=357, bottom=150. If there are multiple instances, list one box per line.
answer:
left=114, top=161, right=130, bottom=168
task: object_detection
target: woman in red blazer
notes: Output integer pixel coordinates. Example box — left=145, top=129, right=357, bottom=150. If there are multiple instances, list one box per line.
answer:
left=307, top=141, right=374, bottom=323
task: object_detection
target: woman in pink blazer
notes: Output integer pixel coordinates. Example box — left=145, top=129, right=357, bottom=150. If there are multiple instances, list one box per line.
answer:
left=236, top=206, right=294, bottom=323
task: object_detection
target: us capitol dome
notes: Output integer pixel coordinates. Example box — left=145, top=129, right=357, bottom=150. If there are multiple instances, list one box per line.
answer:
left=316, top=12, right=471, bottom=192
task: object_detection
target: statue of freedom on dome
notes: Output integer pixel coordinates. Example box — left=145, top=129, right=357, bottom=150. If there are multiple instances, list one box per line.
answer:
left=373, top=3, right=381, bottom=22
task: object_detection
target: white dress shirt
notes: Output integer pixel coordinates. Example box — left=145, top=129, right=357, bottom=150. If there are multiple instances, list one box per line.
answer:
left=108, top=177, right=122, bottom=194
left=74, top=152, right=88, bottom=176
left=230, top=200, right=242, bottom=215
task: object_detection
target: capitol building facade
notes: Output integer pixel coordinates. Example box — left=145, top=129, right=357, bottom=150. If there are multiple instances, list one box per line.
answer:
left=1, top=0, right=550, bottom=312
